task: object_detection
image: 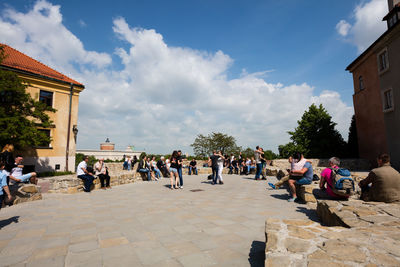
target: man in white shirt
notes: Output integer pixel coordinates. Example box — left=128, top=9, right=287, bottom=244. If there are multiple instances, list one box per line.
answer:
left=8, top=155, right=37, bottom=185
left=77, top=156, right=95, bottom=192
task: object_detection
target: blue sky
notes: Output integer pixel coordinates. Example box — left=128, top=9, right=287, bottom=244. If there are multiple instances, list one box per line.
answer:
left=0, top=0, right=388, bottom=153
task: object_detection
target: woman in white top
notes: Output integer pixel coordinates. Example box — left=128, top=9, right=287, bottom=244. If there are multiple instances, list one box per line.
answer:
left=217, top=151, right=225, bottom=184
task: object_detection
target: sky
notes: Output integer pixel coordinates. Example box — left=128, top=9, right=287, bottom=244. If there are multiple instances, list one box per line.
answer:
left=0, top=0, right=389, bottom=154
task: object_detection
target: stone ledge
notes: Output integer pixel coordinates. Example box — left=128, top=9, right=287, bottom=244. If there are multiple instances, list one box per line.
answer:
left=265, top=216, right=400, bottom=266
left=1, top=184, right=42, bottom=208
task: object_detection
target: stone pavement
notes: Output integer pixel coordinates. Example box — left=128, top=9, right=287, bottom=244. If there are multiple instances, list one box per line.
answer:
left=0, top=174, right=314, bottom=267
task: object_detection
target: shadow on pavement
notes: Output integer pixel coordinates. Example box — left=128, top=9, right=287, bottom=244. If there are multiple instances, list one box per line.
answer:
left=248, top=240, right=265, bottom=267
left=296, top=207, right=320, bottom=223
left=0, top=216, right=19, bottom=229
left=269, top=194, right=290, bottom=200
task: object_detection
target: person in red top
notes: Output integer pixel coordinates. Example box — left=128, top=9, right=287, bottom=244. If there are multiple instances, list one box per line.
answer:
left=313, top=157, right=349, bottom=200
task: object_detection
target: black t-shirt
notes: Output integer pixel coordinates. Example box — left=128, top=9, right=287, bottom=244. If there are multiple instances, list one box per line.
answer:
left=176, top=156, right=183, bottom=169
left=170, top=157, right=179, bottom=169
left=157, top=160, right=164, bottom=169
left=190, top=160, right=197, bottom=167
left=210, top=155, right=220, bottom=168
left=231, top=160, right=238, bottom=167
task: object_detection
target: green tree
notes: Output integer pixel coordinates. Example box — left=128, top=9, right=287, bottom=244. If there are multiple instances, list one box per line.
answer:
left=0, top=46, right=56, bottom=149
left=263, top=149, right=278, bottom=160
left=347, top=115, right=359, bottom=158
left=191, top=132, right=237, bottom=157
left=278, top=143, right=303, bottom=158
left=281, top=104, right=346, bottom=158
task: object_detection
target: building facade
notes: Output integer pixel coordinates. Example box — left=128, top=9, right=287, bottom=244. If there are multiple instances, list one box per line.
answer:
left=1, top=44, right=84, bottom=172
left=347, top=0, right=400, bottom=169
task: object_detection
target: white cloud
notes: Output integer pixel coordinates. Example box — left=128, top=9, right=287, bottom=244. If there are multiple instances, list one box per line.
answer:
left=0, top=0, right=111, bottom=75
left=0, top=1, right=354, bottom=154
left=336, top=20, right=351, bottom=36
left=336, top=0, right=387, bottom=52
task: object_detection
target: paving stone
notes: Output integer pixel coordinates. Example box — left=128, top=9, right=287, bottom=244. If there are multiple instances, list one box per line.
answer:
left=177, top=252, right=217, bottom=267
left=68, top=240, right=98, bottom=253
left=65, top=249, right=102, bottom=267
left=99, top=237, right=129, bottom=248
left=30, top=245, right=68, bottom=260
left=26, top=256, right=65, bottom=267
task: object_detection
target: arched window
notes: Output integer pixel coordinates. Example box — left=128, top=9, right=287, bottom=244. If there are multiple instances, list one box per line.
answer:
left=359, top=76, right=365, bottom=90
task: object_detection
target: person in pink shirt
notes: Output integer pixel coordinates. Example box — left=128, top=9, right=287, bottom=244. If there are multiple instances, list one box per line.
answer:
left=314, top=157, right=349, bottom=200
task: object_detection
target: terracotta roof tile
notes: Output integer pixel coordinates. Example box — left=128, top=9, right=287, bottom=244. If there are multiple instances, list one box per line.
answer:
left=0, top=43, right=83, bottom=87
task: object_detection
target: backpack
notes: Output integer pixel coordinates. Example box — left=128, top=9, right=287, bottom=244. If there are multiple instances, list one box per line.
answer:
left=329, top=168, right=355, bottom=197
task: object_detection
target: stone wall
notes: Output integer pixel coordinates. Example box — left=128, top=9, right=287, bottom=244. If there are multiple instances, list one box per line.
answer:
left=271, top=158, right=370, bottom=172
left=265, top=199, right=400, bottom=266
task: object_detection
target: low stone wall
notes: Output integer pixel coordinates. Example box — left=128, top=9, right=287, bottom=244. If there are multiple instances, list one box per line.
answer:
left=271, top=158, right=370, bottom=172
left=265, top=199, right=400, bottom=266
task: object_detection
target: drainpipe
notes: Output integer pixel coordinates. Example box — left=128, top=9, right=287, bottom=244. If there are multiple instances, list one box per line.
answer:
left=66, top=83, right=73, bottom=172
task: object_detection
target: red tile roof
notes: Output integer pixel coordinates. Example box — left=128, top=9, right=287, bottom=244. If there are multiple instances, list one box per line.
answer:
left=0, top=43, right=83, bottom=87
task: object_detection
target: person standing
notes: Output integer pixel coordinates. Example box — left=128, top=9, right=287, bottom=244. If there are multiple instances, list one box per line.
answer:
left=217, top=151, right=225, bottom=184
left=77, top=155, right=95, bottom=192
left=169, top=151, right=180, bottom=189
left=177, top=150, right=183, bottom=189
left=208, top=151, right=220, bottom=185
left=254, top=146, right=264, bottom=180
left=94, top=158, right=111, bottom=189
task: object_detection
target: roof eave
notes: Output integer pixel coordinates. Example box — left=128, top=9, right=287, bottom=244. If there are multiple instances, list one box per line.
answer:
left=0, top=65, right=85, bottom=89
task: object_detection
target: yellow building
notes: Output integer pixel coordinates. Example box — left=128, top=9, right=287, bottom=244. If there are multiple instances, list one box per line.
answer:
left=1, top=44, right=84, bottom=172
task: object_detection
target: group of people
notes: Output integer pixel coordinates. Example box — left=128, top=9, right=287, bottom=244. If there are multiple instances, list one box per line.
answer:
left=0, top=144, right=38, bottom=208
left=76, top=156, right=111, bottom=192
left=267, top=151, right=400, bottom=204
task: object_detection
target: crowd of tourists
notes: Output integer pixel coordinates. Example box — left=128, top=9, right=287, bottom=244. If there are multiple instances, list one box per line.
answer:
left=2, top=142, right=400, bottom=209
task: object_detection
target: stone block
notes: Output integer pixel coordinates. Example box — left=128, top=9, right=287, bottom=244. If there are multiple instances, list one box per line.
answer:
left=285, top=238, right=310, bottom=253
left=20, top=184, right=38, bottom=193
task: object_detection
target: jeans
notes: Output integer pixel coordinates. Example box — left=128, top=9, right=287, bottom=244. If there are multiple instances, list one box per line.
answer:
left=128, top=163, right=131, bottom=171
left=178, top=168, right=183, bottom=186
left=188, top=166, right=197, bottom=175
left=154, top=168, right=161, bottom=178
left=78, top=174, right=95, bottom=192
left=211, top=166, right=219, bottom=184
left=255, top=163, right=262, bottom=179
left=138, top=169, right=151, bottom=181
left=228, top=166, right=233, bottom=174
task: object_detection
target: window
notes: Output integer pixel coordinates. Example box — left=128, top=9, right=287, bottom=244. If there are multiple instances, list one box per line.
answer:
left=37, top=129, right=51, bottom=148
left=388, top=14, right=398, bottom=28
left=359, top=76, right=365, bottom=90
left=382, top=89, right=394, bottom=112
left=378, top=49, right=389, bottom=74
left=39, top=90, right=53, bottom=107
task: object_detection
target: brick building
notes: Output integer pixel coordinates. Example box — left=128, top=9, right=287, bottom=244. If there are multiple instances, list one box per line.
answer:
left=346, top=0, right=400, bottom=169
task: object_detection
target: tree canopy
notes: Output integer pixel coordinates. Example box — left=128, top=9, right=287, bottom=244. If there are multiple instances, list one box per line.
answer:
left=191, top=132, right=239, bottom=157
left=279, top=104, right=346, bottom=158
left=0, top=46, right=56, bottom=149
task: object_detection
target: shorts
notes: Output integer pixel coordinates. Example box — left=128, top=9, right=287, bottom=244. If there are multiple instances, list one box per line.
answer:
left=295, top=177, right=312, bottom=185
left=169, top=167, right=178, bottom=173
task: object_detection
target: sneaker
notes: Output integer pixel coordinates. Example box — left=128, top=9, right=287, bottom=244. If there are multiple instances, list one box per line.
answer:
left=268, top=183, right=276, bottom=189
left=179, top=186, right=183, bottom=189
left=287, top=197, right=296, bottom=202
left=219, top=181, right=224, bottom=185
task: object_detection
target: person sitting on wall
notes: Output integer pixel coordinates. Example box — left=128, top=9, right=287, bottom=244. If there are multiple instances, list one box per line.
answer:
left=313, top=157, right=348, bottom=200
left=268, top=153, right=309, bottom=190
left=157, top=156, right=169, bottom=178
left=188, top=158, right=198, bottom=175
left=8, top=155, right=38, bottom=185
left=359, top=153, right=400, bottom=203
left=94, top=158, right=111, bottom=189
left=287, top=153, right=313, bottom=202
left=0, top=162, right=13, bottom=209
left=77, top=155, right=95, bottom=192
left=137, top=155, right=151, bottom=181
